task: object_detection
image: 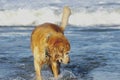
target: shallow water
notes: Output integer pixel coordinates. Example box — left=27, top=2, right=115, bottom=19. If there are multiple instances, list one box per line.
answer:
left=0, top=26, right=120, bottom=80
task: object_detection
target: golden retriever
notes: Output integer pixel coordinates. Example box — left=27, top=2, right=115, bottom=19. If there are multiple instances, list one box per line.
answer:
left=31, top=6, right=71, bottom=80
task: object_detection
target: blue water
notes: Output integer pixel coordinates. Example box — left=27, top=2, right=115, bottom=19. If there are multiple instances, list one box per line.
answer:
left=0, top=25, right=120, bottom=80
left=0, top=0, right=120, bottom=80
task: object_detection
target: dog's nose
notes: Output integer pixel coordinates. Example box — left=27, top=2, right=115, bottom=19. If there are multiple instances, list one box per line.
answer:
left=68, top=57, right=70, bottom=63
left=68, top=60, right=70, bottom=63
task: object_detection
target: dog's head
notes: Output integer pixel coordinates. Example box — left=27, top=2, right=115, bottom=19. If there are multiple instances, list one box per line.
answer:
left=47, top=34, right=70, bottom=64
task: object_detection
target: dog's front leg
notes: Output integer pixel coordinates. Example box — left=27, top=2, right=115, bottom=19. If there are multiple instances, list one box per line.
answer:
left=33, top=47, right=42, bottom=80
left=34, top=59, right=42, bottom=80
left=51, top=62, right=60, bottom=78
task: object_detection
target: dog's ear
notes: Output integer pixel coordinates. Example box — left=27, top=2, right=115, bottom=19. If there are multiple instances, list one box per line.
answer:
left=45, top=34, right=51, bottom=48
left=44, top=34, right=51, bottom=55
left=46, top=34, right=51, bottom=43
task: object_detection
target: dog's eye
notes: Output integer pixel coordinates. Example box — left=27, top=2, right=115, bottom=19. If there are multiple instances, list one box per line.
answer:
left=66, top=51, right=70, bottom=54
left=66, top=52, right=69, bottom=54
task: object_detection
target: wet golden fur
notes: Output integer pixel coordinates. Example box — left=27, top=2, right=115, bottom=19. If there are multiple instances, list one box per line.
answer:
left=31, top=23, right=70, bottom=80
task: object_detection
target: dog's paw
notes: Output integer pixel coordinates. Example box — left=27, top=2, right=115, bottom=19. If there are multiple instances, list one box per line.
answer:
left=35, top=76, right=42, bottom=80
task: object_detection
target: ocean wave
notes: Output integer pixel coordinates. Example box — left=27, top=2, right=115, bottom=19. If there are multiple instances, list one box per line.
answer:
left=0, top=7, right=120, bottom=27
left=70, top=10, right=120, bottom=26
left=0, top=7, right=60, bottom=26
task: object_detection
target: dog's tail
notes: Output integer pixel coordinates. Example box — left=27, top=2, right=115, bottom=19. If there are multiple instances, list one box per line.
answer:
left=60, top=6, right=71, bottom=31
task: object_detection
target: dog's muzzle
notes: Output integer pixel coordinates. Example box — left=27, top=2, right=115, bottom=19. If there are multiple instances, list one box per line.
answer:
left=59, top=54, right=70, bottom=64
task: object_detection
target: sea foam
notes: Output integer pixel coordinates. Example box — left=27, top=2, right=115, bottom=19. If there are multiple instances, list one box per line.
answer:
left=70, top=10, right=120, bottom=26
left=0, top=7, right=120, bottom=27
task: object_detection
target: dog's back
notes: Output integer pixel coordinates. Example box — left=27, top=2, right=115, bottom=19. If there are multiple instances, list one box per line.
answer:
left=32, top=23, right=63, bottom=35
left=31, top=23, right=64, bottom=54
